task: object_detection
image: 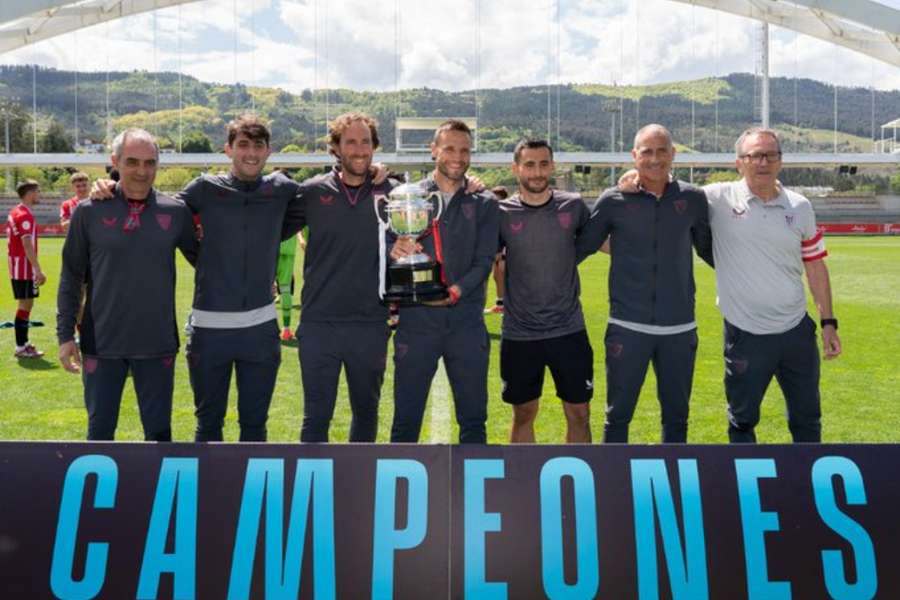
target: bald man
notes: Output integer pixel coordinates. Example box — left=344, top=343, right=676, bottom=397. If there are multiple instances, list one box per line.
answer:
left=577, top=124, right=713, bottom=444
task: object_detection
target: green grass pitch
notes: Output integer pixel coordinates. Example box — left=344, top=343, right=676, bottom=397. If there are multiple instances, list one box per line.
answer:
left=1, top=236, right=898, bottom=444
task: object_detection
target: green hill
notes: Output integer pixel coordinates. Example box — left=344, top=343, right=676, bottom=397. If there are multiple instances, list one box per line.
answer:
left=1, top=65, right=897, bottom=155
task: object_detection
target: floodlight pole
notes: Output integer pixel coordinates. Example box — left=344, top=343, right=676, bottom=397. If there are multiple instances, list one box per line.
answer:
left=2, top=103, right=11, bottom=192
left=760, top=21, right=770, bottom=129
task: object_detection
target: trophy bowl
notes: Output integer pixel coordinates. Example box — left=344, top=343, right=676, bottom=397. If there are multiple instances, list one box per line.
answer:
left=375, top=181, right=449, bottom=305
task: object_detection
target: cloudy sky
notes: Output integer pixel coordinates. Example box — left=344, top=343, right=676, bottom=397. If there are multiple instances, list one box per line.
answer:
left=2, top=0, right=900, bottom=94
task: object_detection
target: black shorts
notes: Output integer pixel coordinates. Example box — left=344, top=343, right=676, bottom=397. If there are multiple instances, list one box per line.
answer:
left=500, top=329, right=594, bottom=405
left=10, top=279, right=38, bottom=300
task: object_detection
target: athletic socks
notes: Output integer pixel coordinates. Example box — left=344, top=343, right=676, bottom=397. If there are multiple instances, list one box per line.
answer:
left=279, top=284, right=292, bottom=329
left=14, top=309, right=29, bottom=347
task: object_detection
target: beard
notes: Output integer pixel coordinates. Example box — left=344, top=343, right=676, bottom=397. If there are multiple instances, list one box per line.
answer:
left=436, top=160, right=469, bottom=182
left=340, top=154, right=372, bottom=178
left=521, top=177, right=549, bottom=194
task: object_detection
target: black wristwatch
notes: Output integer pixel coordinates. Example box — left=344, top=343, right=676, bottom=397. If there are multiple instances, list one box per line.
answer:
left=820, top=318, right=838, bottom=330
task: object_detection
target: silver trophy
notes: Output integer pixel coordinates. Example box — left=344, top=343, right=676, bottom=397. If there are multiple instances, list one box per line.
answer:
left=375, top=181, right=448, bottom=304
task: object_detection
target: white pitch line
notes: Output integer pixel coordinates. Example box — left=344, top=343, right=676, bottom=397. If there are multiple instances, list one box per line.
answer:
left=428, top=359, right=453, bottom=443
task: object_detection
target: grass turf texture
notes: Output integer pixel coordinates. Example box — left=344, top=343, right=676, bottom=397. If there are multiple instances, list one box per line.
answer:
left=1, top=236, right=898, bottom=444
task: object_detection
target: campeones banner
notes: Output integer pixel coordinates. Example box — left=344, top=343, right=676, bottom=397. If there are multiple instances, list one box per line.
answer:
left=0, top=443, right=897, bottom=599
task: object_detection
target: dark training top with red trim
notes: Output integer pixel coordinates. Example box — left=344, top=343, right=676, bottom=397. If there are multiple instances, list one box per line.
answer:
left=57, top=188, right=198, bottom=358
left=288, top=170, right=397, bottom=323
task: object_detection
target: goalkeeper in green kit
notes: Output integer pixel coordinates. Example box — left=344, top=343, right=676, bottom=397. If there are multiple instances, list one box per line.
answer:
left=276, top=230, right=305, bottom=341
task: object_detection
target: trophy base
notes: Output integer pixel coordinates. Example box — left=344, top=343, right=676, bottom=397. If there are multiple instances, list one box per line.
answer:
left=383, top=262, right=449, bottom=306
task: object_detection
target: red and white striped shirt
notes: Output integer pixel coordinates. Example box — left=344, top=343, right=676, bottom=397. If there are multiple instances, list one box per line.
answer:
left=7, top=203, right=38, bottom=280
left=60, top=196, right=81, bottom=223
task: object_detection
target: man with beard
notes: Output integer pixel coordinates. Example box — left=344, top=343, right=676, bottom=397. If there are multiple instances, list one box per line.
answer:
left=499, top=140, right=593, bottom=443
left=577, top=124, right=713, bottom=444
left=58, top=128, right=198, bottom=440
left=388, top=119, right=500, bottom=443
left=291, top=112, right=399, bottom=443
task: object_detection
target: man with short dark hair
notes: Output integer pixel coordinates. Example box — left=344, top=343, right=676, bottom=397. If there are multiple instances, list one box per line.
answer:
left=58, top=128, right=198, bottom=441
left=291, top=111, right=398, bottom=443
left=389, top=119, right=500, bottom=444
left=578, top=124, right=713, bottom=444
left=60, top=172, right=90, bottom=232
left=179, top=114, right=305, bottom=442
left=7, top=179, right=45, bottom=358
left=500, top=140, right=593, bottom=443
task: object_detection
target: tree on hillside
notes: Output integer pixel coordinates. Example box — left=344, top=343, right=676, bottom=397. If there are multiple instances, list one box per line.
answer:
left=180, top=131, right=213, bottom=153
left=890, top=172, right=900, bottom=194
left=40, top=120, right=73, bottom=152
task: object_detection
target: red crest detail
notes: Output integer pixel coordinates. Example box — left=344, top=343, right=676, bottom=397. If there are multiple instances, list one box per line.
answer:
left=156, top=214, right=172, bottom=231
left=607, top=342, right=624, bottom=359
left=673, top=199, right=687, bottom=214
left=262, top=184, right=273, bottom=196
left=321, top=195, right=335, bottom=206
left=462, top=204, right=475, bottom=220
left=509, top=221, right=524, bottom=234
left=102, top=217, right=117, bottom=228
left=162, top=356, right=174, bottom=368
left=84, top=357, right=98, bottom=374
left=557, top=212, right=573, bottom=229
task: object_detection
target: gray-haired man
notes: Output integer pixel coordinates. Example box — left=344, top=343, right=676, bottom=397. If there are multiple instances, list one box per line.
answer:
left=58, top=128, right=199, bottom=441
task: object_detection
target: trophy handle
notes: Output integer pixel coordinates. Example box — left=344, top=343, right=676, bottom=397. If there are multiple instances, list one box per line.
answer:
left=429, top=191, right=444, bottom=224
left=373, top=194, right=389, bottom=227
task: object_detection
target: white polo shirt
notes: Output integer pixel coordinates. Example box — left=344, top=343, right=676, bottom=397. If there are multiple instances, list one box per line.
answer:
left=705, top=179, right=826, bottom=335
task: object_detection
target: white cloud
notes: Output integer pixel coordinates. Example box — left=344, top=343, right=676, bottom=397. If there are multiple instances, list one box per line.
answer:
left=1, top=0, right=898, bottom=96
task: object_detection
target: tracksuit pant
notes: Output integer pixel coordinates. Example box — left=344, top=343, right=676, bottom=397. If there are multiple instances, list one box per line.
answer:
left=82, top=355, right=175, bottom=441
left=603, top=324, right=698, bottom=443
left=724, top=314, right=821, bottom=443
left=391, top=323, right=490, bottom=444
left=186, top=320, right=281, bottom=442
left=297, top=321, right=391, bottom=442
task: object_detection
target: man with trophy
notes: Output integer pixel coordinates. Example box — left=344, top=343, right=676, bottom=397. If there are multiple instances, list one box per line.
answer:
left=386, top=119, right=500, bottom=444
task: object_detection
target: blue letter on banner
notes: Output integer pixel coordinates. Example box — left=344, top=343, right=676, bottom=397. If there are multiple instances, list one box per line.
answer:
left=735, top=459, right=790, bottom=600
left=137, top=458, right=199, bottom=600
left=631, top=459, right=708, bottom=600
left=464, top=459, right=506, bottom=599
left=812, top=457, right=878, bottom=600
left=539, top=457, right=599, bottom=600
left=371, top=459, right=429, bottom=599
left=226, top=458, right=335, bottom=600
left=50, top=454, right=118, bottom=600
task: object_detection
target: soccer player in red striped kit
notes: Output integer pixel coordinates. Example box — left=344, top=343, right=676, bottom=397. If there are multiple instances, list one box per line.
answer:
left=7, top=179, right=46, bottom=359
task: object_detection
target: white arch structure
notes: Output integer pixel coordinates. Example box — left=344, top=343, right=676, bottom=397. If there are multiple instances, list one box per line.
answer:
left=2, top=0, right=899, bottom=65
left=0, top=0, right=196, bottom=55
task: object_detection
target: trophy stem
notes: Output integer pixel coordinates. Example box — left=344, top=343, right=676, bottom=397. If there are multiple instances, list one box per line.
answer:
left=395, top=253, right=432, bottom=265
